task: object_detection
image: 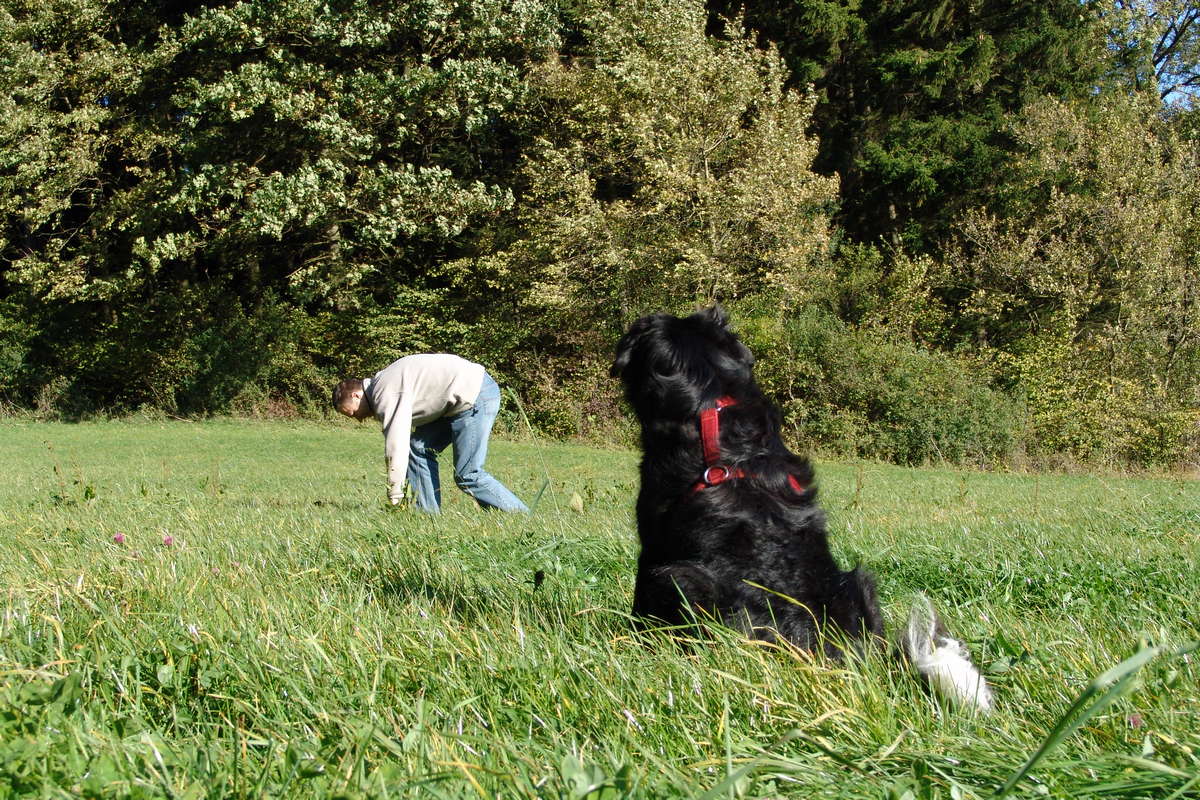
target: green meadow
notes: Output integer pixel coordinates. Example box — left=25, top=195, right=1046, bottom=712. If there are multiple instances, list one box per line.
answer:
left=1, top=419, right=1197, bottom=799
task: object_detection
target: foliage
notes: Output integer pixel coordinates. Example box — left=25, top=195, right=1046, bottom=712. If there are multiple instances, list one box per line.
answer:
left=0, top=298, right=34, bottom=399
left=1104, top=0, right=1200, bottom=103
left=447, top=0, right=839, bottom=435
left=0, top=0, right=1197, bottom=469
left=0, top=0, right=558, bottom=409
left=1, top=0, right=559, bottom=303
left=509, top=0, right=836, bottom=312
left=827, top=243, right=953, bottom=340
left=710, top=0, right=1106, bottom=251
left=734, top=303, right=1023, bottom=465
left=8, top=286, right=333, bottom=417
left=950, top=93, right=1200, bottom=466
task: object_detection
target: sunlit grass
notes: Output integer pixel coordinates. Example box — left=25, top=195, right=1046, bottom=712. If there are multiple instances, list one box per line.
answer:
left=1, top=419, right=1197, bottom=798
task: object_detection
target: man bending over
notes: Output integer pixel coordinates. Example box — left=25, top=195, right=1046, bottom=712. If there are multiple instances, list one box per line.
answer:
left=332, top=354, right=528, bottom=513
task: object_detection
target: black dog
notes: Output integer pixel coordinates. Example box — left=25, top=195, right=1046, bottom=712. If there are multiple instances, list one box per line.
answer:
left=611, top=306, right=991, bottom=710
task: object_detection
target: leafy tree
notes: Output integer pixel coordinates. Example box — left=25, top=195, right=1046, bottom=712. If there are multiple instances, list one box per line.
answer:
left=0, top=0, right=558, bottom=410
left=1104, top=0, right=1200, bottom=103
left=454, top=0, right=840, bottom=432
left=949, top=94, right=1200, bottom=464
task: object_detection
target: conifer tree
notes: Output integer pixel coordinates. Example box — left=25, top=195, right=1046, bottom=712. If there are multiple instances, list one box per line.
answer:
left=709, top=0, right=1106, bottom=251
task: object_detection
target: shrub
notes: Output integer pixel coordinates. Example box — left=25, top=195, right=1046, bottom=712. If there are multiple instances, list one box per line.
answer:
left=1008, top=323, right=1199, bottom=468
left=14, top=289, right=334, bottom=417
left=733, top=302, right=1023, bottom=465
left=948, top=94, right=1200, bottom=468
left=0, top=299, right=35, bottom=406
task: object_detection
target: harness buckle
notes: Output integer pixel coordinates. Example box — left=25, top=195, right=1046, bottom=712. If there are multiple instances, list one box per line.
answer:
left=703, top=464, right=731, bottom=486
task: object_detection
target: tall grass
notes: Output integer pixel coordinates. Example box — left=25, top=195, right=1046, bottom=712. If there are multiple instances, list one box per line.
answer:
left=1, top=419, right=1197, bottom=798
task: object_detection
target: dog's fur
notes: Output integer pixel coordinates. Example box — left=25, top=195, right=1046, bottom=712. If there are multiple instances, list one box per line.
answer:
left=611, top=306, right=991, bottom=711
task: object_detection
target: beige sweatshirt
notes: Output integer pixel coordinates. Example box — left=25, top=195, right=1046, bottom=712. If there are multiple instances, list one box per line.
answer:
left=364, top=354, right=485, bottom=503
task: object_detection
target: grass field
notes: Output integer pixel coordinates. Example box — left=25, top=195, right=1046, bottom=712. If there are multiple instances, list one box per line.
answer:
left=1, top=419, right=1197, bottom=799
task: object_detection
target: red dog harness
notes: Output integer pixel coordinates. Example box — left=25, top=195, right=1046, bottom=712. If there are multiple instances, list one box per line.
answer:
left=692, top=396, right=805, bottom=494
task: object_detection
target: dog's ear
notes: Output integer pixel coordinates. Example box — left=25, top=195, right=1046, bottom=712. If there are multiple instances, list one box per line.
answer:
left=734, top=338, right=754, bottom=367
left=610, top=338, right=633, bottom=378
left=699, top=304, right=729, bottom=329
left=611, top=316, right=655, bottom=378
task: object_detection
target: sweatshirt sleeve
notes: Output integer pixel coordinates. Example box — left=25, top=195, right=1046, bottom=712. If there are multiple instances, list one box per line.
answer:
left=378, top=388, right=415, bottom=503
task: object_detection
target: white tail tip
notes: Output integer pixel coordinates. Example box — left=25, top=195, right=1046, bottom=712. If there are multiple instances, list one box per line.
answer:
left=901, top=595, right=993, bottom=713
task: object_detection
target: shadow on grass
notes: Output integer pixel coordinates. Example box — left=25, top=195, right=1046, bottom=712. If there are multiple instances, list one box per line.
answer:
left=342, top=556, right=538, bottom=627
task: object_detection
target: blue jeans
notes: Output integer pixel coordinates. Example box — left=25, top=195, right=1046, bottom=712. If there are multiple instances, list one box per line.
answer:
left=406, top=374, right=529, bottom=513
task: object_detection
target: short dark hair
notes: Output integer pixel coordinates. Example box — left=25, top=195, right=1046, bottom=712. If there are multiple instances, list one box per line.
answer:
left=332, top=378, right=364, bottom=413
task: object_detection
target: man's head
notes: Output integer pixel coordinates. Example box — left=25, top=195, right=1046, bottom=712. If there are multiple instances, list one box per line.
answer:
left=332, top=378, right=373, bottom=420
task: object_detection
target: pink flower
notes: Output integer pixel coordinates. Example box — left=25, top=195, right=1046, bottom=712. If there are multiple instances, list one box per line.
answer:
left=113, top=533, right=126, bottom=545
left=1128, top=713, right=1145, bottom=729
left=162, top=535, right=174, bottom=547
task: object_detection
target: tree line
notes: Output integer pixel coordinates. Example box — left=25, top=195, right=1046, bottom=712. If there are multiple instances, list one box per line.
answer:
left=1, top=0, right=1198, bottom=468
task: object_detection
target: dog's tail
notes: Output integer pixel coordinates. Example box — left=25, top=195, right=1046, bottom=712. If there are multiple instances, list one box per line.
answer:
left=899, top=594, right=993, bottom=713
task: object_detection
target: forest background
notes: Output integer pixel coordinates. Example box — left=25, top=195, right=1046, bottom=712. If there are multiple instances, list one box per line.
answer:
left=1, top=0, right=1198, bottom=470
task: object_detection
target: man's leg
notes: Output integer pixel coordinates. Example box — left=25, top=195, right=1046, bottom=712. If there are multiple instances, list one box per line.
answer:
left=449, top=374, right=529, bottom=512
left=408, top=418, right=452, bottom=513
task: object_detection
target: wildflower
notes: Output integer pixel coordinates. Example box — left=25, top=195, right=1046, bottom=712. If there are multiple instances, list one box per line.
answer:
left=113, top=532, right=126, bottom=544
